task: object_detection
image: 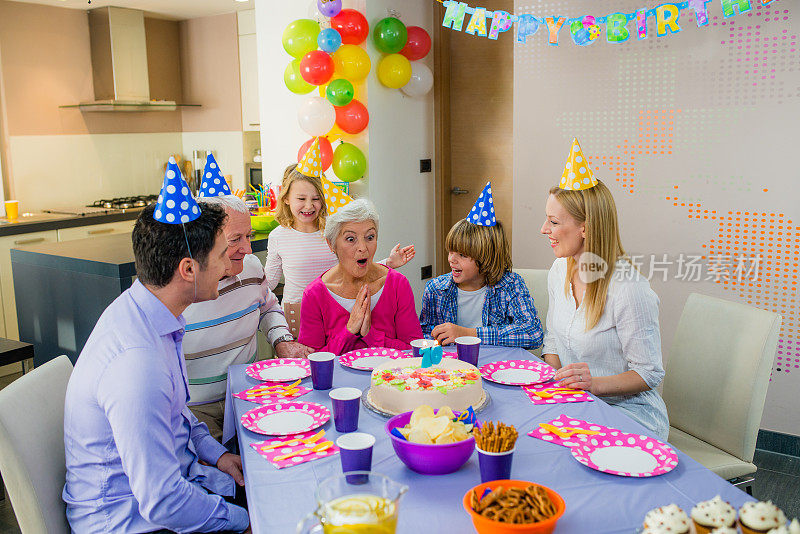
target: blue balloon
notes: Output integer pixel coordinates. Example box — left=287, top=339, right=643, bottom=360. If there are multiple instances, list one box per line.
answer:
left=317, top=28, right=342, bottom=53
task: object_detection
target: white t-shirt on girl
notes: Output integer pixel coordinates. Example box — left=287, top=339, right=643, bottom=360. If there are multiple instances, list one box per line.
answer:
left=265, top=226, right=337, bottom=304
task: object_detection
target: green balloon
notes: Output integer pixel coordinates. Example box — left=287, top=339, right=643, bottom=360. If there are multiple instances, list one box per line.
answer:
left=373, top=17, right=408, bottom=54
left=333, top=143, right=367, bottom=182
left=282, top=19, right=320, bottom=59
left=284, top=59, right=314, bottom=94
left=326, top=79, right=354, bottom=107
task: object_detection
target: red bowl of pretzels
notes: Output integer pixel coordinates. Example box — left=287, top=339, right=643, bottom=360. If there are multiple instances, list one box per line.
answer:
left=462, top=480, right=565, bottom=534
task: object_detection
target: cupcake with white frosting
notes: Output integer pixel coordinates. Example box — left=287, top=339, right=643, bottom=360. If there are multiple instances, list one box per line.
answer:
left=691, top=496, right=737, bottom=533
left=739, top=501, right=787, bottom=534
left=709, top=528, right=738, bottom=534
left=767, top=518, right=800, bottom=534
left=643, top=504, right=691, bottom=533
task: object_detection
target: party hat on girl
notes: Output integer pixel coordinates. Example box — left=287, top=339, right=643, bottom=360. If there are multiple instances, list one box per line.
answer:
left=321, top=175, right=353, bottom=215
left=199, top=153, right=232, bottom=197
left=466, top=181, right=496, bottom=226
left=560, top=138, right=598, bottom=191
left=154, top=157, right=201, bottom=224
left=297, top=137, right=323, bottom=178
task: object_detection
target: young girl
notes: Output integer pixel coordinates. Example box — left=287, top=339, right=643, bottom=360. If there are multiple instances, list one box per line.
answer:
left=419, top=186, right=543, bottom=348
left=266, top=164, right=414, bottom=336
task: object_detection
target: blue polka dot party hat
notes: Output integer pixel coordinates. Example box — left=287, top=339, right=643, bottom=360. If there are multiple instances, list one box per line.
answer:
left=199, top=153, right=232, bottom=197
left=153, top=157, right=201, bottom=224
left=560, top=138, right=598, bottom=191
left=466, top=181, right=496, bottom=226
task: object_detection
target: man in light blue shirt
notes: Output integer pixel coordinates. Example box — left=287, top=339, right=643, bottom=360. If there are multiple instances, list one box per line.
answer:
left=63, top=202, right=250, bottom=533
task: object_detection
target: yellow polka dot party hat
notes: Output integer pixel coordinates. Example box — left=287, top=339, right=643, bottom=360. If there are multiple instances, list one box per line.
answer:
left=297, top=137, right=323, bottom=178
left=560, top=138, right=598, bottom=191
left=320, top=174, right=353, bottom=215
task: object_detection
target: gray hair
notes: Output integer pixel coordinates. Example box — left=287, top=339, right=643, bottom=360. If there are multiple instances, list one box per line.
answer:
left=196, top=194, right=249, bottom=214
left=324, top=198, right=380, bottom=246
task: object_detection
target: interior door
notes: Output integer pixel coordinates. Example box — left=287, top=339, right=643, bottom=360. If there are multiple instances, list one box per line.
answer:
left=434, top=0, right=514, bottom=274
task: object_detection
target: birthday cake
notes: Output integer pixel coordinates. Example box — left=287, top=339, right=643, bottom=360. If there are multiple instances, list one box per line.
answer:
left=367, top=357, right=485, bottom=415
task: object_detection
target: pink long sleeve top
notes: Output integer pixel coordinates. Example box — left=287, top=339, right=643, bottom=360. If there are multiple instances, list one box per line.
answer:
left=298, top=268, right=423, bottom=355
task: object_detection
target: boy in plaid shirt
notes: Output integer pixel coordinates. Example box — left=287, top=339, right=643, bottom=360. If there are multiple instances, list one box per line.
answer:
left=419, top=218, right=543, bottom=349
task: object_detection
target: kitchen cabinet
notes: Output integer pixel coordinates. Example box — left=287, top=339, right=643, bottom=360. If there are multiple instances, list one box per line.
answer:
left=238, top=10, right=260, bottom=132
left=0, top=230, right=59, bottom=375
left=57, top=220, right=135, bottom=242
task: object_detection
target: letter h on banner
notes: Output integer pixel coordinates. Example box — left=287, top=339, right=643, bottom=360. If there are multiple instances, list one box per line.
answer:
left=719, top=0, right=752, bottom=18
left=442, top=1, right=469, bottom=31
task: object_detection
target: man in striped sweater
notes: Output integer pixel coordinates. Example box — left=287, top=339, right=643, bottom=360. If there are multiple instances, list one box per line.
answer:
left=183, top=195, right=312, bottom=440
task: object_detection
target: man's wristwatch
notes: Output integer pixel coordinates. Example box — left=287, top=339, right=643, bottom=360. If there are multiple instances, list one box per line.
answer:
left=273, top=333, right=294, bottom=347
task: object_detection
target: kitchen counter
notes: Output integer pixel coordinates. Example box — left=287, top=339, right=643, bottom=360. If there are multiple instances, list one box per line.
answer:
left=10, top=231, right=269, bottom=365
left=0, top=209, right=142, bottom=237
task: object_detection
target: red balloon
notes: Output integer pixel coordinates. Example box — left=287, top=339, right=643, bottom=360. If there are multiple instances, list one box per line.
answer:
left=334, top=99, right=369, bottom=135
left=330, top=9, right=369, bottom=45
left=297, top=137, right=333, bottom=171
left=400, top=26, right=431, bottom=61
left=299, top=50, right=334, bottom=86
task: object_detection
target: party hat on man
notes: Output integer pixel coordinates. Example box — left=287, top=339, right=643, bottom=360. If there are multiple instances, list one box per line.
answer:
left=321, top=175, right=353, bottom=215
left=297, top=137, right=323, bottom=178
left=154, top=157, right=201, bottom=224
left=198, top=153, right=232, bottom=197
left=466, top=181, right=496, bottom=226
left=560, top=138, right=598, bottom=191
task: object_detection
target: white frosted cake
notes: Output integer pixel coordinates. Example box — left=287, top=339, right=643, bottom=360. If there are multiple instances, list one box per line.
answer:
left=367, top=357, right=485, bottom=415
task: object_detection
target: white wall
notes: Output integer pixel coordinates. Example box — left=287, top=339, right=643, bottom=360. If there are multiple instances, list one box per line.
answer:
left=181, top=131, right=246, bottom=191
left=254, top=0, right=436, bottom=305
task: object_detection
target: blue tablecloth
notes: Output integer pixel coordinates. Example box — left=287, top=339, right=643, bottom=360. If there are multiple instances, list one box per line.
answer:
left=225, top=346, right=754, bottom=533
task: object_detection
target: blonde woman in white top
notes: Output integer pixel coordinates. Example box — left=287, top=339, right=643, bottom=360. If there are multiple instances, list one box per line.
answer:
left=540, top=179, right=669, bottom=440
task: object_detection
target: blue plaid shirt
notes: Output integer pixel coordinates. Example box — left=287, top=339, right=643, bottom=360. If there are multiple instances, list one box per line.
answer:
left=419, top=271, right=543, bottom=349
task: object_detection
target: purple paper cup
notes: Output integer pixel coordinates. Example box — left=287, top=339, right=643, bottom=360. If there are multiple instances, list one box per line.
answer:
left=477, top=446, right=514, bottom=483
left=410, top=338, right=436, bottom=358
left=329, top=387, right=361, bottom=433
left=308, top=352, right=335, bottom=390
left=336, top=433, right=375, bottom=484
left=455, top=336, right=482, bottom=366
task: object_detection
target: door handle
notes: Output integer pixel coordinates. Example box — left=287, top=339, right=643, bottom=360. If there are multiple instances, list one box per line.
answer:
left=451, top=187, right=469, bottom=195
left=88, top=228, right=115, bottom=235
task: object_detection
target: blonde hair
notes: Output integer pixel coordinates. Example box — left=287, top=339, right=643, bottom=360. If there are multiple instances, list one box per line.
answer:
left=548, top=180, right=626, bottom=330
left=275, top=164, right=328, bottom=232
left=445, top=219, right=511, bottom=287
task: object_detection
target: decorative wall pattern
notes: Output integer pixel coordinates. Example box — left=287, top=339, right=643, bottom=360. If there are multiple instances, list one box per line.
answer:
left=513, top=0, right=799, bottom=435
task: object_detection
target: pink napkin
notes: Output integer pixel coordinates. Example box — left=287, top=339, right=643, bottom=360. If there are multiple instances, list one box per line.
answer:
left=523, top=384, right=595, bottom=405
left=528, top=414, right=620, bottom=448
left=233, top=385, right=312, bottom=404
left=251, top=430, right=339, bottom=469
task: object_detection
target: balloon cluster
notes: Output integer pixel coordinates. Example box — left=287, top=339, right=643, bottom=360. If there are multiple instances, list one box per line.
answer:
left=282, top=1, right=369, bottom=182
left=373, top=17, right=432, bottom=97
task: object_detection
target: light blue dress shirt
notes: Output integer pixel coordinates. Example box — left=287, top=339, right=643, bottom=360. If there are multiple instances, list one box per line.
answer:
left=63, top=280, right=249, bottom=533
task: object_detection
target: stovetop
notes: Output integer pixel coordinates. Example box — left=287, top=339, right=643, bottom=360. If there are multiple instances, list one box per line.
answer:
left=43, top=195, right=159, bottom=216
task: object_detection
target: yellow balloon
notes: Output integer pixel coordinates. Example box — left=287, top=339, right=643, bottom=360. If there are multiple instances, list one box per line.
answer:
left=332, top=44, right=371, bottom=83
left=377, top=54, right=412, bottom=89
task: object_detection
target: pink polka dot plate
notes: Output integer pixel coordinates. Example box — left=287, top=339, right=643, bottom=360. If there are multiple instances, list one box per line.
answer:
left=245, top=358, right=311, bottom=382
left=569, top=434, right=679, bottom=477
left=479, top=359, right=556, bottom=386
left=339, top=347, right=407, bottom=370
left=240, top=401, right=330, bottom=436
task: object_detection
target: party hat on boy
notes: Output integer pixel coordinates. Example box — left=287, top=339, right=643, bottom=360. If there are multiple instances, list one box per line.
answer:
left=321, top=174, right=353, bottom=215
left=154, top=157, right=201, bottom=224
left=560, top=138, right=598, bottom=191
left=297, top=137, right=323, bottom=178
left=466, top=181, right=496, bottom=226
left=199, top=153, right=232, bottom=197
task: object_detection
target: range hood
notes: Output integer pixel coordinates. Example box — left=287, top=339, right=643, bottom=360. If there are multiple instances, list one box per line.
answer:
left=60, top=7, right=198, bottom=112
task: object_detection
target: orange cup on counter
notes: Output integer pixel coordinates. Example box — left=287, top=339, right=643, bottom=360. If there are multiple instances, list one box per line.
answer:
left=4, top=200, right=19, bottom=220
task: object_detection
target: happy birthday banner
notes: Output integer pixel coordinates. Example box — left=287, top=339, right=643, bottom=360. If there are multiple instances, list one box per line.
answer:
left=438, top=0, right=773, bottom=46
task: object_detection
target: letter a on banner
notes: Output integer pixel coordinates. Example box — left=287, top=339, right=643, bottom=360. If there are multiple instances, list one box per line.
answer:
left=465, top=7, right=488, bottom=36
left=719, top=0, right=752, bottom=18
left=442, top=1, right=469, bottom=31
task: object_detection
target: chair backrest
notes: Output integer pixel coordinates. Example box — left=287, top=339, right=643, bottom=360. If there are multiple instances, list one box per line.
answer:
left=0, top=355, right=73, bottom=534
left=512, top=268, right=549, bottom=357
left=663, top=293, right=780, bottom=463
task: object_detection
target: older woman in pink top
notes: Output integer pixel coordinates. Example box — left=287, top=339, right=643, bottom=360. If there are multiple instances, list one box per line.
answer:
left=298, top=199, right=423, bottom=354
